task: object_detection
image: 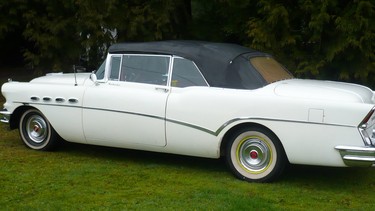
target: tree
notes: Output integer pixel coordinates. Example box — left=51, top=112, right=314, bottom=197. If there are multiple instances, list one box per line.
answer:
left=246, top=0, right=375, bottom=88
left=112, top=0, right=191, bottom=42
left=5, top=0, right=192, bottom=72
left=22, top=0, right=80, bottom=71
left=0, top=0, right=28, bottom=66
left=1, top=0, right=374, bottom=88
left=190, top=0, right=256, bottom=43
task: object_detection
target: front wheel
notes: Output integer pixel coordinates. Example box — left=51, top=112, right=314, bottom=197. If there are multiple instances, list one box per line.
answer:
left=19, top=109, right=60, bottom=151
left=226, top=127, right=287, bottom=182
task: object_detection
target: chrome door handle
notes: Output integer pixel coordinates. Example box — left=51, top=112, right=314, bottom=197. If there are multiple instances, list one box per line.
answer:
left=155, top=87, right=169, bottom=93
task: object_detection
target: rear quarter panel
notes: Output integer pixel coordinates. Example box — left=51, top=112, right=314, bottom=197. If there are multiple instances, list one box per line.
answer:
left=166, top=85, right=373, bottom=166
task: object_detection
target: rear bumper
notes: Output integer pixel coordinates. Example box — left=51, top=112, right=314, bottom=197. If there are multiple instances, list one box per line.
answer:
left=335, top=145, right=375, bottom=167
left=0, top=109, right=10, bottom=124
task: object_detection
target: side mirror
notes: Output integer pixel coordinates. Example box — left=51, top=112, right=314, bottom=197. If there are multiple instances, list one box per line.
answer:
left=90, top=73, right=98, bottom=85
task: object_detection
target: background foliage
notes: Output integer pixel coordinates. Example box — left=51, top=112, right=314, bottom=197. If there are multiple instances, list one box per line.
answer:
left=0, top=0, right=374, bottom=88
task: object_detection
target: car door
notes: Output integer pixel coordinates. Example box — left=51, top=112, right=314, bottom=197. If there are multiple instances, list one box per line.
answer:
left=82, top=54, right=171, bottom=147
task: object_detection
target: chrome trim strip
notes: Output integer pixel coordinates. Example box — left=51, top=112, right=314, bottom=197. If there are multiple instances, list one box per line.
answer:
left=214, top=117, right=354, bottom=136
left=335, top=145, right=375, bottom=167
left=83, top=106, right=165, bottom=122
left=1, top=117, right=9, bottom=124
left=13, top=101, right=356, bottom=136
left=166, top=116, right=355, bottom=136
left=166, top=119, right=216, bottom=135
left=15, top=101, right=81, bottom=108
left=335, top=145, right=375, bottom=152
left=0, top=109, right=10, bottom=115
left=169, top=117, right=355, bottom=137
left=0, top=109, right=11, bottom=124
left=343, top=155, right=375, bottom=162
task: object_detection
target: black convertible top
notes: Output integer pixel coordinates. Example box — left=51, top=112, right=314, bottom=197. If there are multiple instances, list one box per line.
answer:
left=108, top=40, right=269, bottom=88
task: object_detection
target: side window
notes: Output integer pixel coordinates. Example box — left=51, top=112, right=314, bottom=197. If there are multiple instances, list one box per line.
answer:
left=171, top=58, right=208, bottom=88
left=120, top=55, right=170, bottom=85
left=109, top=56, right=121, bottom=80
left=95, top=59, right=106, bottom=80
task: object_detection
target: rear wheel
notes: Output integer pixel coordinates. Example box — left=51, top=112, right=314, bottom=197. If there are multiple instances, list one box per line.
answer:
left=226, top=127, right=286, bottom=182
left=19, top=109, right=59, bottom=151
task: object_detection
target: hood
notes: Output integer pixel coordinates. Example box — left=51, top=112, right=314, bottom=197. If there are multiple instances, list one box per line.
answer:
left=274, top=79, right=375, bottom=104
left=30, top=73, right=91, bottom=85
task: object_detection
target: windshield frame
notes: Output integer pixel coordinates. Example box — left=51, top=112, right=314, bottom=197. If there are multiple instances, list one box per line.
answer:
left=95, top=59, right=107, bottom=81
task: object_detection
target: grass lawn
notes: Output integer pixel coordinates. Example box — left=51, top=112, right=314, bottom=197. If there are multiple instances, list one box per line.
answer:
left=1, top=68, right=375, bottom=210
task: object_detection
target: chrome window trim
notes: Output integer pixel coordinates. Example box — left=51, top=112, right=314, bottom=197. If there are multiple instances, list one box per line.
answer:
left=104, top=53, right=209, bottom=87
left=166, top=55, right=174, bottom=87
left=116, top=54, right=172, bottom=85
left=108, top=55, right=122, bottom=81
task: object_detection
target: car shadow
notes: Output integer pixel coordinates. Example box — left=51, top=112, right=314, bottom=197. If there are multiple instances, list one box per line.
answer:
left=58, top=141, right=375, bottom=186
left=281, top=164, right=375, bottom=188
left=58, top=141, right=227, bottom=173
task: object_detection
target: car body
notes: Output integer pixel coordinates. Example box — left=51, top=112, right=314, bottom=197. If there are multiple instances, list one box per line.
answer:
left=1, top=40, right=375, bottom=182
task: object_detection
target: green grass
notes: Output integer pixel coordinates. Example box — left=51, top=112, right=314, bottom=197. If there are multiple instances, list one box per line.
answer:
left=1, top=69, right=375, bottom=210
left=2, top=120, right=375, bottom=210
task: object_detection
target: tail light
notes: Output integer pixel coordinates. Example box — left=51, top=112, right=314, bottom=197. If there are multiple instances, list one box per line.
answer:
left=359, top=107, right=375, bottom=146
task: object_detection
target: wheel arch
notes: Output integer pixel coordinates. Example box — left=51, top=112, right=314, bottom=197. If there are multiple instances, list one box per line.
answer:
left=219, top=122, right=289, bottom=162
left=9, top=105, right=37, bottom=130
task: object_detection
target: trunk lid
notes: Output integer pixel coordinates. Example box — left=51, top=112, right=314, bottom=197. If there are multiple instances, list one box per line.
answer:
left=274, top=79, right=374, bottom=104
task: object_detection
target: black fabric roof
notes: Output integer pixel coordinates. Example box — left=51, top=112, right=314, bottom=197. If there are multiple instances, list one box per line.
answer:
left=108, top=40, right=267, bottom=87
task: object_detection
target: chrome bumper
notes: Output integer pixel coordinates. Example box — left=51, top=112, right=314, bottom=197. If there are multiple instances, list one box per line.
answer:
left=335, top=145, right=375, bottom=167
left=0, top=109, right=10, bottom=124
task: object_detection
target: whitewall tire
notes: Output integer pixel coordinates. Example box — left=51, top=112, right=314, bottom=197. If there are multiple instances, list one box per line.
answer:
left=226, top=127, right=287, bottom=182
left=19, top=109, right=59, bottom=151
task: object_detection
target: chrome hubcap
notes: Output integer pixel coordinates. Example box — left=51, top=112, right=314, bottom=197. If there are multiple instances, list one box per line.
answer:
left=26, top=115, right=47, bottom=143
left=239, top=138, right=271, bottom=172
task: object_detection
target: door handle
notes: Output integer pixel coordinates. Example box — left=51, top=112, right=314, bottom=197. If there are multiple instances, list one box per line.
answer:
left=155, top=87, right=169, bottom=93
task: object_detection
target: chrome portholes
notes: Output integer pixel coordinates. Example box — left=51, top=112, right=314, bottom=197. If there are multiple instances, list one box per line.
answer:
left=55, top=97, right=66, bottom=103
left=27, top=96, right=79, bottom=104
left=25, top=114, right=48, bottom=144
left=68, top=98, right=79, bottom=103
left=30, top=96, right=40, bottom=101
left=43, top=97, right=52, bottom=102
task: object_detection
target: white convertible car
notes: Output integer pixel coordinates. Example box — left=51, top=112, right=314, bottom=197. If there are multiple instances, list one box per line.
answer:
left=1, top=41, right=375, bottom=182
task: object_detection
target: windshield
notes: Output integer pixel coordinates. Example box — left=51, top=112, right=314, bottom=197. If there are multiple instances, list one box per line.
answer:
left=250, top=57, right=293, bottom=84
